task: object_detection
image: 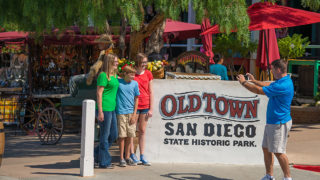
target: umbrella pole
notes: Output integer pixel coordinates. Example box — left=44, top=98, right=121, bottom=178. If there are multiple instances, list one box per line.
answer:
left=263, top=30, right=271, bottom=81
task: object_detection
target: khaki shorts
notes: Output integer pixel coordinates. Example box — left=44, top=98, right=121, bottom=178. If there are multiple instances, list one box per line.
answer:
left=262, top=120, right=292, bottom=153
left=117, top=114, right=136, bottom=138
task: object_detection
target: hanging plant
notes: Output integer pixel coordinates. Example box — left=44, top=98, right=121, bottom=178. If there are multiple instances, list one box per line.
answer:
left=1, top=44, right=23, bottom=54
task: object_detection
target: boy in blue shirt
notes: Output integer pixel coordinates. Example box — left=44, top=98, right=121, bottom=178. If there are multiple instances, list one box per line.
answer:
left=116, top=66, right=140, bottom=167
left=237, top=59, right=293, bottom=180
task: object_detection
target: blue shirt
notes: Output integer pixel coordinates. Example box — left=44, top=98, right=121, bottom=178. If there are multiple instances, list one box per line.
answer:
left=209, top=64, right=229, bottom=80
left=116, top=79, right=140, bottom=115
left=262, top=75, right=294, bottom=124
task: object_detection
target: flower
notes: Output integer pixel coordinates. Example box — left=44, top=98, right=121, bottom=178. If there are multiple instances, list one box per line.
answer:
left=290, top=43, right=295, bottom=49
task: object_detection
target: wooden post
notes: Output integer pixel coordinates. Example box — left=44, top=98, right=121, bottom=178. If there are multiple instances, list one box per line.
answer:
left=0, top=122, right=5, bottom=167
left=80, top=100, right=95, bottom=177
left=313, top=60, right=319, bottom=97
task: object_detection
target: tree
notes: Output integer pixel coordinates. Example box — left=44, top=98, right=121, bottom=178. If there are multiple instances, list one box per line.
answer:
left=0, top=0, right=250, bottom=41
left=0, top=0, right=318, bottom=55
left=301, top=0, right=320, bottom=11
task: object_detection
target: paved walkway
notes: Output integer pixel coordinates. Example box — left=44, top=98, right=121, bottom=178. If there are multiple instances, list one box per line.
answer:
left=0, top=124, right=319, bottom=180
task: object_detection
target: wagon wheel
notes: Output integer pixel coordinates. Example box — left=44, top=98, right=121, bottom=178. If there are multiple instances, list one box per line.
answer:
left=20, top=98, right=54, bottom=134
left=36, top=107, right=63, bottom=145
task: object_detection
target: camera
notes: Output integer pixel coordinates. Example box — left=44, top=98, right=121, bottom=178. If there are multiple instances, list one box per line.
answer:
left=244, top=75, right=249, bottom=80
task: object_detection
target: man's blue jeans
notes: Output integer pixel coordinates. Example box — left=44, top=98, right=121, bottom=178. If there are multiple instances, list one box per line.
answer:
left=94, top=110, right=118, bottom=167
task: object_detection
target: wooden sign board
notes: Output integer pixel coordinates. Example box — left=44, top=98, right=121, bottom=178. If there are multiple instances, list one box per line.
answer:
left=176, top=51, right=209, bottom=73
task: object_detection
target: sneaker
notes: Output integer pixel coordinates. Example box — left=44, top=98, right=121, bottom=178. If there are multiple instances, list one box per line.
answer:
left=119, top=159, right=127, bottom=167
left=130, top=153, right=140, bottom=164
left=140, top=154, right=151, bottom=166
left=94, top=162, right=99, bottom=168
left=261, top=174, right=275, bottom=180
left=106, top=164, right=115, bottom=169
left=126, top=158, right=137, bottom=166
left=100, top=164, right=115, bottom=169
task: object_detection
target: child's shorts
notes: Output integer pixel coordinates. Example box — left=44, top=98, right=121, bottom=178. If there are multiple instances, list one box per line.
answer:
left=117, top=114, right=136, bottom=138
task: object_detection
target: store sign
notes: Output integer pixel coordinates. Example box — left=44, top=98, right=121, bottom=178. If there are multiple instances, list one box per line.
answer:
left=176, top=51, right=209, bottom=71
left=145, top=80, right=268, bottom=164
left=178, top=54, right=207, bottom=67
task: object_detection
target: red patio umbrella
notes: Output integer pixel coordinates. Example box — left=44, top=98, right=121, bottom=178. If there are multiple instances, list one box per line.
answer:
left=201, top=2, right=320, bottom=79
left=201, top=2, right=320, bottom=34
left=201, top=18, right=214, bottom=64
left=256, top=29, right=280, bottom=71
left=163, top=19, right=201, bottom=42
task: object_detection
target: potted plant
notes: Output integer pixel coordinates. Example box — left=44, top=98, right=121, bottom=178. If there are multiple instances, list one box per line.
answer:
left=277, top=34, right=310, bottom=60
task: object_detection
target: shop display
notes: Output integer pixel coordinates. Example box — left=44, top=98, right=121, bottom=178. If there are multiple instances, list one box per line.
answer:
left=176, top=51, right=209, bottom=73
left=32, top=45, right=89, bottom=94
left=166, top=72, right=221, bottom=80
left=0, top=96, right=19, bottom=124
left=147, top=60, right=168, bottom=79
left=0, top=44, right=24, bottom=54
left=0, top=48, right=28, bottom=89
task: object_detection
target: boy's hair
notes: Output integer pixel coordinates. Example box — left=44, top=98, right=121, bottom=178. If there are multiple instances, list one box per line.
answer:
left=271, top=59, right=287, bottom=73
left=122, top=65, right=136, bottom=74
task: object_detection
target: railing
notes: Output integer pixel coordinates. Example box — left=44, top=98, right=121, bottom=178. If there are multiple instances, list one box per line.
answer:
left=307, top=45, right=320, bottom=49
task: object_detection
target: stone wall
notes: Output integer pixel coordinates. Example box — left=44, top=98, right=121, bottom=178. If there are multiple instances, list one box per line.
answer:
left=291, top=106, right=320, bottom=124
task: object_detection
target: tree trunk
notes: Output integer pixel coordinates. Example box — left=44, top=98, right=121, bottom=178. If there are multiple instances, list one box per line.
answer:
left=105, top=19, right=111, bottom=36
left=119, top=18, right=127, bottom=58
left=129, top=13, right=165, bottom=61
left=86, top=20, right=112, bottom=85
left=145, top=20, right=165, bottom=56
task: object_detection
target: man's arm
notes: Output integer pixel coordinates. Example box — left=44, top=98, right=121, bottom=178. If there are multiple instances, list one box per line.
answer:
left=246, top=73, right=271, bottom=87
left=237, top=74, right=265, bottom=95
left=251, top=79, right=272, bottom=87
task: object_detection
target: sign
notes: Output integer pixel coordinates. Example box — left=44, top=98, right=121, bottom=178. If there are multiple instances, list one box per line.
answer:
left=145, top=80, right=268, bottom=164
left=176, top=51, right=209, bottom=73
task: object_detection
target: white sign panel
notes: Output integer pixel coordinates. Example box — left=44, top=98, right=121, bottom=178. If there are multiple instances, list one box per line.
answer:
left=145, top=79, right=268, bottom=164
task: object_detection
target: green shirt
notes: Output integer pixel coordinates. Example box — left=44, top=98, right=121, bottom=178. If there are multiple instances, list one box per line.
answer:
left=96, top=72, right=119, bottom=111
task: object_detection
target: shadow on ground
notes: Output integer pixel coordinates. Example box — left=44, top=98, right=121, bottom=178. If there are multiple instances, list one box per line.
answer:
left=161, top=173, right=232, bottom=180
left=31, top=172, right=79, bottom=176
left=290, top=124, right=320, bottom=132
left=4, top=134, right=81, bottom=158
left=26, top=159, right=80, bottom=169
left=25, top=155, right=120, bottom=169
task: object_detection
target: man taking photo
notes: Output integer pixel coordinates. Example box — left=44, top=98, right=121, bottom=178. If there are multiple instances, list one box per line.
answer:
left=237, top=59, right=293, bottom=180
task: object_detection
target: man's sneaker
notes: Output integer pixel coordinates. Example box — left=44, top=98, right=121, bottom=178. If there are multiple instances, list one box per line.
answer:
left=140, top=154, right=151, bottom=166
left=130, top=153, right=140, bottom=164
left=126, top=158, right=137, bottom=166
left=261, top=174, right=275, bottom=180
left=119, top=159, right=127, bottom=167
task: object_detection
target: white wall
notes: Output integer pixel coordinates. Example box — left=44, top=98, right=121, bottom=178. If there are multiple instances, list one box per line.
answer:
left=145, top=79, right=268, bottom=165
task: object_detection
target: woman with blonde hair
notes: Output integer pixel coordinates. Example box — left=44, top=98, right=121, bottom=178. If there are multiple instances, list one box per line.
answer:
left=130, top=53, right=153, bottom=166
left=95, top=53, right=119, bottom=169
